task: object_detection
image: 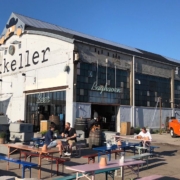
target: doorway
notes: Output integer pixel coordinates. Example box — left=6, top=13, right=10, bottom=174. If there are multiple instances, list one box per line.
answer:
left=38, top=105, right=51, bottom=120
left=91, top=104, right=118, bottom=131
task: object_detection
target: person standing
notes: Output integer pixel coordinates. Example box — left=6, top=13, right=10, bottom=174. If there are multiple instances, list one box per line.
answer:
left=44, top=124, right=64, bottom=157
left=61, top=122, right=77, bottom=156
left=93, top=110, right=98, bottom=120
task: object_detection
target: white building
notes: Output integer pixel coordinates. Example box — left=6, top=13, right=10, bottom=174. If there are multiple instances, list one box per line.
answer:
left=1, top=13, right=180, bottom=132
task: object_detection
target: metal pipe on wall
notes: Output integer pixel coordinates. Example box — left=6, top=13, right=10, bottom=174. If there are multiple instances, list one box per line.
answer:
left=132, top=56, right=135, bottom=127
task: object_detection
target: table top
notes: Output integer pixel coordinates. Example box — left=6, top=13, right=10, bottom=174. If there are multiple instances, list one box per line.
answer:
left=66, top=159, right=145, bottom=173
left=114, top=135, right=154, bottom=142
left=93, top=143, right=139, bottom=151
left=5, top=144, right=59, bottom=154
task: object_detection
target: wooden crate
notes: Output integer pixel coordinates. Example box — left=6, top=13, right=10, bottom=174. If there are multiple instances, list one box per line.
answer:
left=40, top=120, right=50, bottom=132
left=120, top=122, right=131, bottom=135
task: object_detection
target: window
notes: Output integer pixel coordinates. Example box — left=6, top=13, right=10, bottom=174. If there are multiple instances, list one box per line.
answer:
left=147, top=101, right=150, bottom=106
left=26, top=91, right=66, bottom=130
left=76, top=62, right=129, bottom=105
left=135, top=73, right=170, bottom=108
left=88, top=71, right=93, bottom=77
left=80, top=89, right=84, bottom=95
left=147, top=91, right=150, bottom=96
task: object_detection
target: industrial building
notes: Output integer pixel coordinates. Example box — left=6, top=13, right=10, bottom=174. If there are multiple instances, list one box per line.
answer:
left=0, top=12, right=180, bottom=132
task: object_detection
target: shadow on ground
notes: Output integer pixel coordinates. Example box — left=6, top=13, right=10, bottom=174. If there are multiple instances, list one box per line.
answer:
left=155, top=150, right=178, bottom=157
left=0, top=169, right=17, bottom=176
left=134, top=177, right=179, bottom=180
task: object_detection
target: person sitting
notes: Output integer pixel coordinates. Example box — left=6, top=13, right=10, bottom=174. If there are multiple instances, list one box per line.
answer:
left=44, top=124, right=64, bottom=158
left=61, top=122, right=77, bottom=156
left=136, top=127, right=152, bottom=148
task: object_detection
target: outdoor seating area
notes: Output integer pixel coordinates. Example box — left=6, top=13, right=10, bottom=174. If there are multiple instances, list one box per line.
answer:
left=0, top=131, right=166, bottom=180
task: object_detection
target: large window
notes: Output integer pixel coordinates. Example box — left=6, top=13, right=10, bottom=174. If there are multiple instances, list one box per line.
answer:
left=26, top=91, right=66, bottom=130
left=135, top=73, right=170, bottom=107
left=174, top=80, right=180, bottom=108
left=76, top=62, right=130, bottom=105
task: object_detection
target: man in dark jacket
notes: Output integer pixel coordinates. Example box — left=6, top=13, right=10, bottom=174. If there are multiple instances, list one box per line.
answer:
left=44, top=124, right=63, bottom=157
left=61, top=122, right=77, bottom=156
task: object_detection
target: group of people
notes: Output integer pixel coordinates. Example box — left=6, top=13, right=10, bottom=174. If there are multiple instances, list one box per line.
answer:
left=44, top=118, right=152, bottom=157
left=44, top=122, right=77, bottom=157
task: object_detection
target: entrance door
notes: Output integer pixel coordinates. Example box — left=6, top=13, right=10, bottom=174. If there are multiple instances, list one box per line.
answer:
left=38, top=105, right=50, bottom=120
left=91, top=104, right=117, bottom=131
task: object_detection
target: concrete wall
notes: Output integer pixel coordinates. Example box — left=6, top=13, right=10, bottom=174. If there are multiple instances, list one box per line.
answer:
left=120, top=105, right=180, bottom=129
left=0, top=33, right=74, bottom=123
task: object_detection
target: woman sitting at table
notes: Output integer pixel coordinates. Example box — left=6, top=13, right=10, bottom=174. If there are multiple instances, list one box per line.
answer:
left=136, top=127, right=152, bottom=148
left=44, top=124, right=64, bottom=158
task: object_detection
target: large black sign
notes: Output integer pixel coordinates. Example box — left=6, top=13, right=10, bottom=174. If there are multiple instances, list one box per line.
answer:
left=0, top=47, right=50, bottom=74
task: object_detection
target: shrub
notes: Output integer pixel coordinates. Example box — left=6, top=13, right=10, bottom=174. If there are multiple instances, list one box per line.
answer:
left=40, top=130, right=47, bottom=136
left=0, top=132, right=6, bottom=138
left=134, top=127, right=140, bottom=134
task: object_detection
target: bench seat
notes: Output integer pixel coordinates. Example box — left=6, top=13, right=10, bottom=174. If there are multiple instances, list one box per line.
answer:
left=136, top=146, right=159, bottom=156
left=127, top=153, right=152, bottom=168
left=82, top=149, right=122, bottom=164
left=20, top=151, right=70, bottom=175
left=0, top=155, right=37, bottom=178
left=53, top=167, right=120, bottom=180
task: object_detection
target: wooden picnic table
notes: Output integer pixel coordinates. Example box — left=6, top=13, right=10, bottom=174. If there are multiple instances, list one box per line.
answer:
left=93, top=143, right=139, bottom=162
left=66, top=159, right=145, bottom=180
left=5, top=144, right=59, bottom=179
left=114, top=135, right=155, bottom=142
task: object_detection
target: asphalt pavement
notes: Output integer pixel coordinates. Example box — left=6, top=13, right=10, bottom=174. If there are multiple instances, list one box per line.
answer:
left=0, top=133, right=180, bottom=180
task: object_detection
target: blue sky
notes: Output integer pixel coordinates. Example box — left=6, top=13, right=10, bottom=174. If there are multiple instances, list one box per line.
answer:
left=0, top=0, right=180, bottom=61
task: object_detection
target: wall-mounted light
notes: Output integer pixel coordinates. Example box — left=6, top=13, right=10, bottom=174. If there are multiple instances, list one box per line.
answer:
left=0, top=79, right=12, bottom=87
left=74, top=52, right=80, bottom=64
left=22, top=73, right=36, bottom=83
left=64, top=65, right=70, bottom=72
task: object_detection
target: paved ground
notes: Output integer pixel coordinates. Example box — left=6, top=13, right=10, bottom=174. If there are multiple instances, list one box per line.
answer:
left=1, top=133, right=180, bottom=180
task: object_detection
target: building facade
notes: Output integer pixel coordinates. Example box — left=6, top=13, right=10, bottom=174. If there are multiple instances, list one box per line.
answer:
left=0, top=13, right=180, bottom=132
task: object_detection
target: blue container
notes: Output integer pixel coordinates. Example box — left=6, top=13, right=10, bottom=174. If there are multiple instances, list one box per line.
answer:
left=59, top=114, right=64, bottom=121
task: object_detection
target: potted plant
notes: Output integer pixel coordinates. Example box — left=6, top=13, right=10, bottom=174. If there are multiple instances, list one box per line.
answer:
left=40, top=130, right=47, bottom=137
left=130, top=127, right=134, bottom=135
left=0, top=132, right=6, bottom=144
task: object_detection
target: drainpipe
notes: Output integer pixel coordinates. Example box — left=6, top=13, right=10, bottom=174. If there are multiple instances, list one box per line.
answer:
left=132, top=56, right=135, bottom=127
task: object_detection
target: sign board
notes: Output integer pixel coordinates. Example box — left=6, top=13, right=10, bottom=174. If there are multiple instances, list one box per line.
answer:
left=36, top=93, right=50, bottom=104
left=91, top=81, right=122, bottom=94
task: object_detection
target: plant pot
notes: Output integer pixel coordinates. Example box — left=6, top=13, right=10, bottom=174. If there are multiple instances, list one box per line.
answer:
left=130, top=128, right=134, bottom=135
left=0, top=138, right=5, bottom=144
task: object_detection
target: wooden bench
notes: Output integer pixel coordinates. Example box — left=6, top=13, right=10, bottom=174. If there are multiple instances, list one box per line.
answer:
left=136, top=146, right=159, bottom=156
left=20, top=151, right=70, bottom=175
left=53, top=167, right=120, bottom=180
left=82, top=149, right=122, bottom=164
left=0, top=155, right=38, bottom=178
left=149, top=146, right=160, bottom=155
left=127, top=153, right=152, bottom=168
left=137, top=174, right=163, bottom=180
